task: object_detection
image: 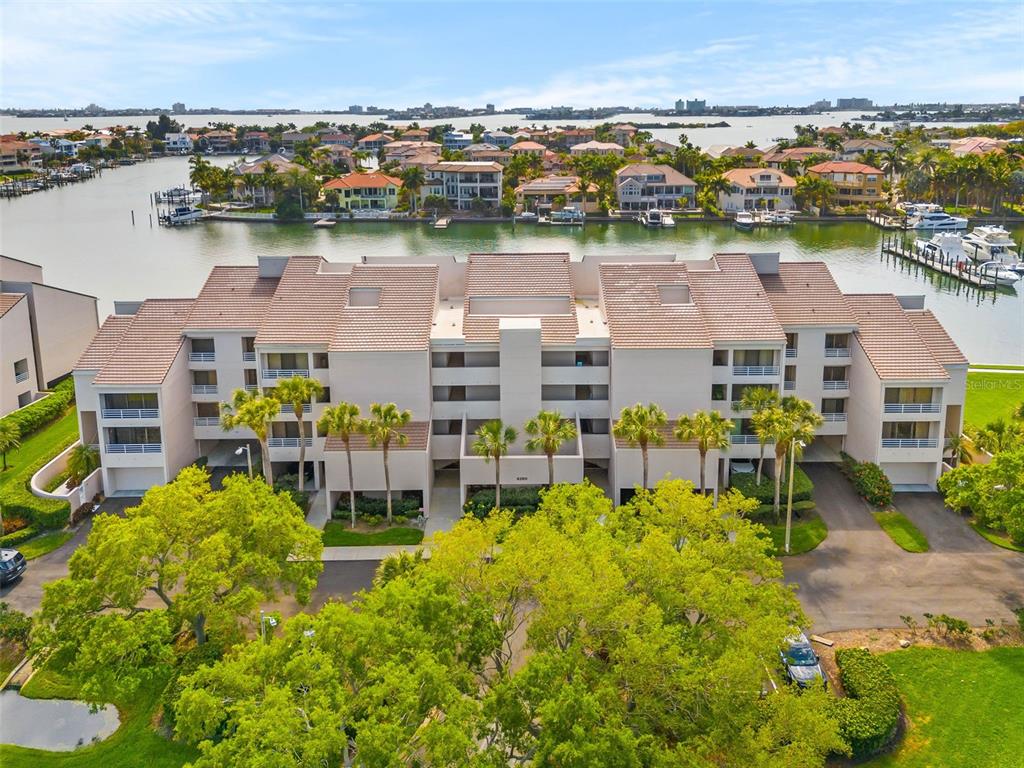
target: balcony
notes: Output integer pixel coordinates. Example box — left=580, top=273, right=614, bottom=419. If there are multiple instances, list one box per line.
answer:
left=883, top=403, right=941, bottom=414
left=106, top=443, right=162, bottom=454
left=730, top=434, right=761, bottom=445
left=14, top=371, right=29, bottom=383
left=280, top=403, right=313, bottom=414
left=192, top=384, right=218, bottom=395
left=823, top=380, right=849, bottom=391
left=193, top=416, right=220, bottom=426
left=784, top=381, right=796, bottom=391
left=263, top=369, right=309, bottom=379
left=824, top=348, right=851, bottom=358
left=822, top=412, right=848, bottom=422
left=785, top=348, right=797, bottom=358
left=244, top=384, right=259, bottom=392
left=242, top=351, right=257, bottom=363
left=733, top=365, right=779, bottom=376
left=189, top=352, right=216, bottom=362
left=881, top=438, right=937, bottom=448
left=268, top=437, right=312, bottom=448
left=102, top=408, right=159, bottom=419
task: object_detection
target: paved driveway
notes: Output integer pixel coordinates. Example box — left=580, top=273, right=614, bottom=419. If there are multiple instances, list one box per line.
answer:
left=785, top=464, right=1024, bottom=631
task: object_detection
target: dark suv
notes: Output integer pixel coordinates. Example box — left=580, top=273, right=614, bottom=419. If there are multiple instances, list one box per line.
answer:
left=0, top=548, right=27, bottom=585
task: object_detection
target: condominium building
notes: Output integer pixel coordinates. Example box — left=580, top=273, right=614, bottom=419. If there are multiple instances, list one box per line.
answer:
left=2, top=255, right=99, bottom=415
left=614, top=163, right=696, bottom=210
left=72, top=251, right=965, bottom=506
left=806, top=161, right=885, bottom=206
left=422, top=162, right=503, bottom=210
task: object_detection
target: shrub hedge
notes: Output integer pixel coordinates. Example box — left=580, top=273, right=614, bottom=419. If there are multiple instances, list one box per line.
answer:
left=831, top=648, right=901, bottom=758
left=751, top=500, right=816, bottom=520
left=0, top=378, right=74, bottom=439
left=840, top=452, right=894, bottom=507
left=463, top=486, right=542, bottom=519
left=333, top=495, right=423, bottom=519
left=730, top=467, right=814, bottom=504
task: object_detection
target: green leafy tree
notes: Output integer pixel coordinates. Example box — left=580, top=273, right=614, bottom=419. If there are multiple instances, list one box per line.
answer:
left=362, top=402, right=411, bottom=523
left=472, top=419, right=518, bottom=510
left=972, top=417, right=1024, bottom=454
left=221, top=388, right=281, bottom=485
left=318, top=402, right=363, bottom=528
left=33, top=468, right=323, bottom=702
left=613, top=403, right=667, bottom=490
left=940, top=447, right=1024, bottom=544
left=0, top=420, right=20, bottom=471
left=524, top=410, right=578, bottom=486
left=675, top=410, right=735, bottom=495
left=272, top=376, right=324, bottom=493
left=399, top=165, right=425, bottom=213
left=66, top=442, right=100, bottom=486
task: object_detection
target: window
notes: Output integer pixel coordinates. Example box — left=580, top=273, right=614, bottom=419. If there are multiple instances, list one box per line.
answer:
left=106, top=426, right=161, bottom=444
left=313, top=353, right=329, bottom=369
left=580, top=419, right=609, bottom=434
left=190, top=338, right=214, bottom=353
left=821, top=398, right=846, bottom=414
left=884, top=387, right=934, bottom=404
left=711, top=384, right=726, bottom=401
left=192, top=370, right=217, bottom=385
left=785, top=333, right=798, bottom=352
left=785, top=365, right=796, bottom=383
left=576, top=385, right=608, bottom=401
left=244, top=369, right=258, bottom=386
left=104, top=393, right=158, bottom=409
left=318, top=387, right=331, bottom=403
left=734, top=349, right=775, bottom=366
left=432, top=420, right=461, bottom=435
left=195, top=402, right=219, bottom=417
left=713, top=349, right=729, bottom=366
left=242, top=337, right=256, bottom=354
left=825, top=333, right=850, bottom=350
left=882, top=421, right=930, bottom=440
left=823, top=366, right=847, bottom=382
left=265, top=353, right=306, bottom=370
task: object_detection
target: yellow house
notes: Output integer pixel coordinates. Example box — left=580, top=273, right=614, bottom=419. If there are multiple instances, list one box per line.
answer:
left=322, top=172, right=403, bottom=210
left=806, top=161, right=885, bottom=206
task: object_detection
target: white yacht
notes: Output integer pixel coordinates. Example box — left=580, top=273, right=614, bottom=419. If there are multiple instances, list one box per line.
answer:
left=734, top=211, right=756, bottom=230
left=961, top=226, right=1021, bottom=269
left=975, top=260, right=1022, bottom=286
left=914, top=232, right=970, bottom=264
left=906, top=210, right=969, bottom=231
left=639, top=209, right=664, bottom=227
left=661, top=212, right=676, bottom=228
left=162, top=205, right=205, bottom=226
left=899, top=202, right=942, bottom=216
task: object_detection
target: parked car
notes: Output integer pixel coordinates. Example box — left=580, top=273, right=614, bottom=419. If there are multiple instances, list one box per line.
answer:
left=780, top=632, right=826, bottom=688
left=730, top=460, right=755, bottom=475
left=0, top=548, right=27, bottom=585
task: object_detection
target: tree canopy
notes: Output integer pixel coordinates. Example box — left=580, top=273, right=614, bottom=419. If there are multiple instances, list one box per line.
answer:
left=939, top=447, right=1024, bottom=544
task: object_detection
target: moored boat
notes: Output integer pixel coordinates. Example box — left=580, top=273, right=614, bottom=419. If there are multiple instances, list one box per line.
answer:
left=734, top=211, right=755, bottom=230
left=961, top=225, right=1021, bottom=269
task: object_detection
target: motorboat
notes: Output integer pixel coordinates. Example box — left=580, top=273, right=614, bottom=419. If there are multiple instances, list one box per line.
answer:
left=758, top=210, right=792, bottom=226
left=734, top=211, right=756, bottom=230
left=661, top=212, right=676, bottom=228
left=161, top=205, right=205, bottom=226
left=639, top=209, right=664, bottom=227
left=975, top=260, right=1021, bottom=286
left=913, top=232, right=970, bottom=264
left=515, top=211, right=538, bottom=221
left=906, top=210, right=968, bottom=230
left=547, top=206, right=585, bottom=225
left=961, top=225, right=1021, bottom=268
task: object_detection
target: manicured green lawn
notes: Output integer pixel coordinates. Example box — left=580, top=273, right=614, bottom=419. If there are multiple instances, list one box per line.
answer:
left=0, top=639, right=24, bottom=681
left=0, top=666, right=197, bottom=768
left=0, top=408, right=79, bottom=493
left=969, top=522, right=1024, bottom=552
left=873, top=511, right=930, bottom=552
left=18, top=530, right=74, bottom=560
left=964, top=371, right=1024, bottom=429
left=868, top=647, right=1024, bottom=768
left=322, top=523, right=425, bottom=546
left=762, top=513, right=828, bottom=556
left=969, top=364, right=1024, bottom=371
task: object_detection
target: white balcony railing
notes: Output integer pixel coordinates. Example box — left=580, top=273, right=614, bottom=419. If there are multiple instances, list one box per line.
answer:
left=263, top=369, right=309, bottom=379
left=823, top=380, right=849, bottom=390
left=730, top=434, right=761, bottom=444
left=280, top=404, right=313, bottom=414
left=881, top=438, right=938, bottom=448
left=267, top=437, right=312, bottom=448
left=193, top=416, right=220, bottom=426
left=883, top=403, right=942, bottom=414
left=733, top=365, right=779, bottom=376
left=189, top=352, right=216, bottom=362
left=785, top=348, right=798, bottom=358
left=14, top=371, right=29, bottom=383
left=822, top=412, right=848, bottom=422
left=824, top=347, right=851, bottom=358
left=106, top=443, right=162, bottom=454
left=192, top=384, right=218, bottom=395
left=242, top=351, right=257, bottom=362
left=244, top=384, right=259, bottom=392
left=102, top=408, right=159, bottom=419
left=783, top=381, right=796, bottom=391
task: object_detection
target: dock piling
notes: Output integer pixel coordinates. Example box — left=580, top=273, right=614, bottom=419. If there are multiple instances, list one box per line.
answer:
left=131, top=210, right=135, bottom=226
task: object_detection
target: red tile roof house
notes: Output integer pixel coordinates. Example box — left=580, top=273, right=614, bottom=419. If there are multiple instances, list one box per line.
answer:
left=322, top=172, right=403, bottom=211
left=614, top=163, right=697, bottom=210
left=806, top=161, right=885, bottom=206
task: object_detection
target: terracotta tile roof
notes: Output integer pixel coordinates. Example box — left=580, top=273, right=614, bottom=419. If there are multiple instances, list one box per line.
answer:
left=846, top=295, right=949, bottom=381
left=807, top=161, right=883, bottom=175
left=686, top=255, right=786, bottom=344
left=510, top=141, right=546, bottom=151
left=599, top=262, right=711, bottom=349
left=569, top=141, right=625, bottom=152
left=0, top=292, right=25, bottom=318
left=722, top=167, right=796, bottom=189
left=615, top=163, right=696, bottom=187
left=463, top=253, right=579, bottom=344
left=905, top=310, right=967, bottom=366
left=233, top=154, right=303, bottom=175
left=613, top=424, right=699, bottom=450
left=93, top=299, right=195, bottom=385
left=323, top=172, right=402, bottom=190
left=332, top=264, right=439, bottom=352
left=75, top=314, right=133, bottom=369
left=256, top=257, right=348, bottom=347
left=184, top=266, right=279, bottom=330
left=759, top=262, right=855, bottom=326
left=515, top=175, right=597, bottom=195
left=762, top=146, right=830, bottom=162
left=324, top=420, right=429, bottom=451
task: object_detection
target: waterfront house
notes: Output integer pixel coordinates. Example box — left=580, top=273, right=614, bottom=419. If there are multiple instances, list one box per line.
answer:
left=464, top=143, right=512, bottom=165
left=482, top=130, right=515, bottom=148
left=280, top=131, right=315, bottom=148
left=558, top=128, right=596, bottom=148
left=611, top=123, right=638, bottom=146
left=948, top=136, right=1006, bottom=157
left=51, top=137, right=79, bottom=158
left=356, top=133, right=393, bottom=152
left=569, top=141, right=625, bottom=157
left=840, top=138, right=893, bottom=161
left=398, top=128, right=430, bottom=141
left=509, top=140, right=546, bottom=157
left=1, top=255, right=98, bottom=416
left=706, top=145, right=763, bottom=167
left=201, top=130, right=235, bottom=154
left=806, top=161, right=885, bottom=207
left=322, top=172, right=403, bottom=211
left=543, top=150, right=567, bottom=173
left=614, top=163, right=696, bottom=210
left=422, top=161, right=503, bottom=210
left=163, top=132, right=193, bottom=153
left=383, top=141, right=441, bottom=166
left=646, top=138, right=679, bottom=154
left=312, top=144, right=354, bottom=171
left=70, top=251, right=964, bottom=499
left=319, top=133, right=356, bottom=148
left=761, top=145, right=832, bottom=172
left=0, top=139, right=43, bottom=168
left=515, top=174, right=600, bottom=213
left=443, top=131, right=475, bottom=151
left=244, top=131, right=272, bottom=154
left=231, top=154, right=305, bottom=206
left=26, top=137, right=56, bottom=157
left=718, top=168, right=797, bottom=211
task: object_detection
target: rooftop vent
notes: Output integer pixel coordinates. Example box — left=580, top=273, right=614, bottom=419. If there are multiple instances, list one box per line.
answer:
left=657, top=284, right=691, bottom=305
left=348, top=287, right=381, bottom=308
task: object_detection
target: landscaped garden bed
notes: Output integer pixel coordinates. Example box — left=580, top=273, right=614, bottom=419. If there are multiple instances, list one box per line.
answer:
left=322, top=522, right=424, bottom=547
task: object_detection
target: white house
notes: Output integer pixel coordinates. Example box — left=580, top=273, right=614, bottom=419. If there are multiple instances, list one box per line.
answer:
left=719, top=168, right=797, bottom=212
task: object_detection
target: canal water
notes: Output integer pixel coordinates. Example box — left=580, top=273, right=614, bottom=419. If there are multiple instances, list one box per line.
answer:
left=1, top=156, right=1021, bottom=364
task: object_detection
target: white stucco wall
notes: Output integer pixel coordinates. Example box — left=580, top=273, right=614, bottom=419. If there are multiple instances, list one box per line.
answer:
left=28, top=283, right=98, bottom=387
left=0, top=298, right=37, bottom=415
left=330, top=350, right=432, bottom=418
left=610, top=348, right=713, bottom=416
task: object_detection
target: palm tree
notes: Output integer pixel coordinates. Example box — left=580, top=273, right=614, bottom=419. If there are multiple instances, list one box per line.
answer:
left=768, top=398, right=824, bottom=520
left=362, top=403, right=412, bottom=523
left=471, top=420, right=518, bottom=511
left=675, top=410, right=734, bottom=495
left=188, top=154, right=211, bottom=190
left=273, top=376, right=324, bottom=492
left=400, top=166, right=425, bottom=213
left=318, top=402, right=362, bottom=528
left=612, top=403, right=667, bottom=490
left=739, top=386, right=781, bottom=484
left=972, top=418, right=1023, bottom=455
left=240, top=172, right=258, bottom=204
left=221, top=389, right=281, bottom=485
left=0, top=420, right=20, bottom=470
left=944, top=433, right=973, bottom=467
left=524, top=410, right=577, bottom=486
left=66, top=443, right=99, bottom=487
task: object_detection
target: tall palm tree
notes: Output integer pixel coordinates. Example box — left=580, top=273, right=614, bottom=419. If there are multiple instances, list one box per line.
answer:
left=362, top=403, right=412, bottom=523
left=273, top=376, right=324, bottom=492
left=675, top=410, right=734, bottom=495
left=0, top=420, right=20, bottom=471
left=524, top=410, right=577, bottom=486
left=66, top=443, right=99, bottom=486
left=472, top=420, right=518, bottom=511
left=318, top=402, right=363, bottom=528
left=221, top=389, right=281, bottom=486
left=973, top=418, right=1023, bottom=455
left=768, top=398, right=824, bottom=520
left=739, top=386, right=780, bottom=485
left=400, top=165, right=425, bottom=213
left=612, top=403, right=667, bottom=490
left=188, top=154, right=211, bottom=190
left=944, top=433, right=973, bottom=468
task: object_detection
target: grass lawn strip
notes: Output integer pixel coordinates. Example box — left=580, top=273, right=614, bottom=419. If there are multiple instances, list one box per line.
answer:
left=0, top=666, right=196, bottom=768
left=873, top=511, right=929, bottom=552
left=867, top=647, right=1024, bottom=768
left=969, top=521, right=1024, bottom=552
left=0, top=408, right=79, bottom=493
left=322, top=523, right=425, bottom=546
left=762, top=513, right=828, bottom=556
left=968, top=364, right=1024, bottom=371
left=963, top=371, right=1024, bottom=429
left=0, top=639, right=24, bottom=682
left=17, top=530, right=74, bottom=560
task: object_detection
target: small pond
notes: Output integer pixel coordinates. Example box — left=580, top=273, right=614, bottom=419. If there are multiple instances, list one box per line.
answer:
left=0, top=689, right=120, bottom=751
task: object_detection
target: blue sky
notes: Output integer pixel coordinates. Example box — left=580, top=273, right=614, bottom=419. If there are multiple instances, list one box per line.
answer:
left=2, top=1, right=1022, bottom=110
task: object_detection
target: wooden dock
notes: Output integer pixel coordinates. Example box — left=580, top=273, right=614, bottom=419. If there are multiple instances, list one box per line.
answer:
left=880, top=235, right=999, bottom=289
left=434, top=217, right=451, bottom=229
left=867, top=213, right=906, bottom=230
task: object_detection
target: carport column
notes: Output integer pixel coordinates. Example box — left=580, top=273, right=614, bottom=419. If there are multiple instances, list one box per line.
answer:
left=498, top=317, right=542, bottom=449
